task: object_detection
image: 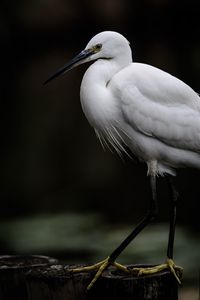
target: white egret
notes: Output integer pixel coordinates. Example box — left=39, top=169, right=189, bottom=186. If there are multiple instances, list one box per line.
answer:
left=44, top=31, right=199, bottom=289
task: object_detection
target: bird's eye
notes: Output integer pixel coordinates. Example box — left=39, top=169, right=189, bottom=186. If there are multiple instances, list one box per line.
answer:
left=95, top=43, right=102, bottom=50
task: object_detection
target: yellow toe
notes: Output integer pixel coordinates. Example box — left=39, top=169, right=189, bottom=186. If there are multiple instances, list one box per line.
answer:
left=166, top=258, right=183, bottom=284
left=70, top=257, right=130, bottom=291
left=131, top=258, right=183, bottom=284
left=87, top=259, right=110, bottom=290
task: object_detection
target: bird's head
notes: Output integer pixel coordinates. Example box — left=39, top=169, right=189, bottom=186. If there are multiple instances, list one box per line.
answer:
left=44, top=31, right=131, bottom=85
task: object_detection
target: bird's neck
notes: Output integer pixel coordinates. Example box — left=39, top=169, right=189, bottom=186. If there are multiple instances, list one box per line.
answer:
left=86, top=59, right=124, bottom=86
left=80, top=59, right=125, bottom=130
left=80, top=54, right=132, bottom=131
left=92, top=53, right=132, bottom=82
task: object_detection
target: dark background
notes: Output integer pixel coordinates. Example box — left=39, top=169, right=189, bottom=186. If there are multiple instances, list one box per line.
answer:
left=1, top=0, right=200, bottom=268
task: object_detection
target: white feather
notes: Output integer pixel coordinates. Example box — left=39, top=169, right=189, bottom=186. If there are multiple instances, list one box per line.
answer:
left=79, top=31, right=200, bottom=176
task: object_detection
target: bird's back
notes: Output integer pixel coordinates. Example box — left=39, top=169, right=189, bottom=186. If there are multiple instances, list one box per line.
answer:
left=111, top=62, right=200, bottom=109
left=109, top=62, right=200, bottom=173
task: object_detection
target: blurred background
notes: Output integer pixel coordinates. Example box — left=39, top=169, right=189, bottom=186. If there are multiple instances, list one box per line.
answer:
left=1, top=0, right=200, bottom=298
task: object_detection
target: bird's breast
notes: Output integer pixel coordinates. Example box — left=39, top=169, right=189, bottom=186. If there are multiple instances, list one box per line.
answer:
left=80, top=78, right=120, bottom=132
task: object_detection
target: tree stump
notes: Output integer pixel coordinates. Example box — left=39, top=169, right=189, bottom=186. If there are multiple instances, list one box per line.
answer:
left=26, top=264, right=179, bottom=300
left=0, top=255, right=58, bottom=300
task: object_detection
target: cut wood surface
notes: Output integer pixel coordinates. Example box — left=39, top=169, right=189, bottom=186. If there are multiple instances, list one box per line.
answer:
left=0, top=255, right=58, bottom=300
left=26, top=264, right=179, bottom=300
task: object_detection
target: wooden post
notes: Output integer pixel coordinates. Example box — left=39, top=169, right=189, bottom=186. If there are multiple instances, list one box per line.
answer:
left=26, top=264, right=179, bottom=300
left=0, top=255, right=58, bottom=300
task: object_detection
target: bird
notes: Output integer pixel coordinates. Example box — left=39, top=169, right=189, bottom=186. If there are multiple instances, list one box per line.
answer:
left=44, top=31, right=200, bottom=290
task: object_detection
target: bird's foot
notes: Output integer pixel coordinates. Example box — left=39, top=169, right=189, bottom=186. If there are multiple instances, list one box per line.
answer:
left=71, top=257, right=129, bottom=290
left=131, top=258, right=183, bottom=284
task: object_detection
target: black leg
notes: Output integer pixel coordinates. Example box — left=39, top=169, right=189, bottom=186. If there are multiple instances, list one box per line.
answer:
left=166, top=176, right=179, bottom=259
left=130, top=175, right=182, bottom=284
left=109, top=175, right=158, bottom=263
left=73, top=174, right=182, bottom=290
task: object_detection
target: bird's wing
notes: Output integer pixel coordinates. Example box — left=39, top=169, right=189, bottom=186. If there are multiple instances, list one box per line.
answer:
left=114, top=63, right=200, bottom=151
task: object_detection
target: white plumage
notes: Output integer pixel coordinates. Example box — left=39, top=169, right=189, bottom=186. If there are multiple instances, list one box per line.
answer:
left=45, top=30, right=193, bottom=289
left=79, top=31, right=200, bottom=176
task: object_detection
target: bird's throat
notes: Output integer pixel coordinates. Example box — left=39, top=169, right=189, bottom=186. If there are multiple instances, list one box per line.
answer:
left=80, top=59, right=121, bottom=130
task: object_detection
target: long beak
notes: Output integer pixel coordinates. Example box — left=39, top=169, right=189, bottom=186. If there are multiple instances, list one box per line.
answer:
left=44, top=49, right=94, bottom=85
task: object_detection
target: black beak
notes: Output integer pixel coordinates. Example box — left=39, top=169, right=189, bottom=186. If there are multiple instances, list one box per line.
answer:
left=44, top=49, right=94, bottom=85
